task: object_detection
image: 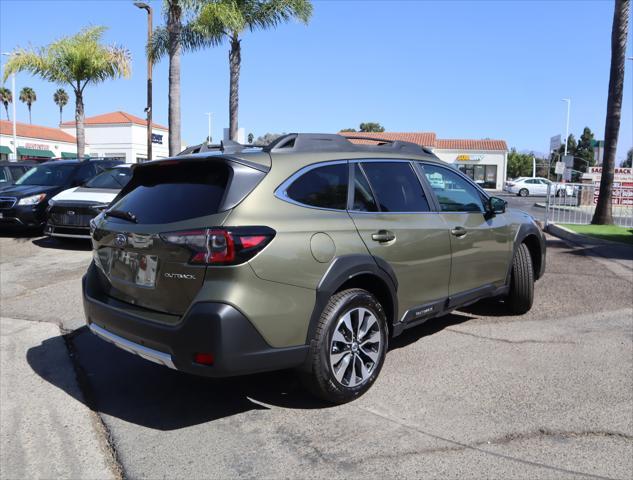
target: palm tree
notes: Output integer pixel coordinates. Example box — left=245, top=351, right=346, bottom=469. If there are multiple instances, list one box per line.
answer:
left=592, top=0, right=630, bottom=225
left=53, top=88, right=69, bottom=125
left=149, top=0, right=211, bottom=156
left=19, top=87, right=36, bottom=124
left=3, top=27, right=131, bottom=158
left=0, top=87, right=11, bottom=120
left=195, top=0, right=313, bottom=141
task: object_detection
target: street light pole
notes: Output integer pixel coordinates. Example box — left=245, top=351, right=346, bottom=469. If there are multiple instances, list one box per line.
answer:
left=561, top=98, right=571, bottom=156
left=1, top=52, right=17, bottom=161
left=205, top=112, right=212, bottom=143
left=135, top=2, right=153, bottom=162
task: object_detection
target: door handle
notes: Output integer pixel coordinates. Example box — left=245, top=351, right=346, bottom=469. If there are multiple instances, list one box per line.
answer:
left=371, top=230, right=396, bottom=243
left=450, top=226, right=467, bottom=237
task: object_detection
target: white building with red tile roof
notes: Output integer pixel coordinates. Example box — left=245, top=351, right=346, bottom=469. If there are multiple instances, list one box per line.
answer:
left=60, top=111, right=170, bottom=162
left=0, top=120, right=78, bottom=161
left=341, top=131, right=508, bottom=190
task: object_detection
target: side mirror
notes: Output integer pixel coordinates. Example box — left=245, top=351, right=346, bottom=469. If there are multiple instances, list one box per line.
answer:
left=487, top=196, right=507, bottom=215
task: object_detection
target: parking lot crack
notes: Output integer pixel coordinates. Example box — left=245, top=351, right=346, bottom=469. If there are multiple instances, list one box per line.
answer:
left=61, top=328, right=126, bottom=480
left=445, top=328, right=575, bottom=345
left=355, top=406, right=627, bottom=480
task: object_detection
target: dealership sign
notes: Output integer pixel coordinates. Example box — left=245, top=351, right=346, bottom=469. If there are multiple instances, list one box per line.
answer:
left=152, top=133, right=163, bottom=145
left=589, top=167, right=633, bottom=205
left=456, top=154, right=484, bottom=162
left=25, top=142, right=50, bottom=150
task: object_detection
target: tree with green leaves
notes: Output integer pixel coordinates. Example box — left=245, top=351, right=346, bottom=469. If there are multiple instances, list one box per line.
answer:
left=19, top=87, right=36, bottom=124
left=593, top=0, right=629, bottom=225
left=575, top=127, right=595, bottom=172
left=149, top=1, right=212, bottom=155
left=195, top=0, right=313, bottom=141
left=507, top=148, right=533, bottom=179
left=359, top=122, right=385, bottom=133
left=623, top=147, right=632, bottom=168
left=255, top=132, right=284, bottom=145
left=340, top=128, right=357, bottom=132
left=0, top=87, right=11, bottom=120
left=3, top=27, right=131, bottom=158
left=558, top=133, right=577, bottom=157
left=53, top=88, right=68, bottom=125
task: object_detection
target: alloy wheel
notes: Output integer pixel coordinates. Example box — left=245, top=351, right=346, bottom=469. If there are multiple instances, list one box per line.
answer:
left=329, top=307, right=383, bottom=388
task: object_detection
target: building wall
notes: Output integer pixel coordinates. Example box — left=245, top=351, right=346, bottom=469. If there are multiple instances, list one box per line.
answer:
left=431, top=148, right=508, bottom=190
left=60, top=123, right=169, bottom=163
left=0, top=133, right=76, bottom=160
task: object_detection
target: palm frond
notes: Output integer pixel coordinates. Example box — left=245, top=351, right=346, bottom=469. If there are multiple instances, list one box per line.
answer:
left=3, top=26, right=131, bottom=91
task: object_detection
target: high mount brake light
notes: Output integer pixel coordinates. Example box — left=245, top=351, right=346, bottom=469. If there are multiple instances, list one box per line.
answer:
left=160, top=227, right=275, bottom=265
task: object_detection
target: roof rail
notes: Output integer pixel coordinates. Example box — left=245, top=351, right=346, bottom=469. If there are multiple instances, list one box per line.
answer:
left=177, top=139, right=260, bottom=156
left=264, top=133, right=433, bottom=155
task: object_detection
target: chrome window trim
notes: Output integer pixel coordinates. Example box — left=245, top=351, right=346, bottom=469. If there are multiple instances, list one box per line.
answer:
left=274, top=160, right=350, bottom=212
left=0, top=197, right=17, bottom=209
left=275, top=158, right=489, bottom=215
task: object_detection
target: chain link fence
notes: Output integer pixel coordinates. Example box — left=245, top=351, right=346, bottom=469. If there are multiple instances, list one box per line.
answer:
left=545, top=182, right=633, bottom=228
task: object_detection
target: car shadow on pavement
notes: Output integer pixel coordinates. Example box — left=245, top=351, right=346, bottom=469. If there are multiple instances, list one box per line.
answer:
left=32, top=236, right=92, bottom=251
left=27, top=327, right=327, bottom=431
left=27, top=314, right=478, bottom=431
left=389, top=312, right=474, bottom=350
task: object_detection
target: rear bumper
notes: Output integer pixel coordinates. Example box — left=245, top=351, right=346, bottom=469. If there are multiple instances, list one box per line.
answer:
left=82, top=263, right=308, bottom=377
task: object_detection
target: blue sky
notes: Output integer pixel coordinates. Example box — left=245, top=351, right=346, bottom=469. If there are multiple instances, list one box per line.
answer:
left=1, top=0, right=631, bottom=161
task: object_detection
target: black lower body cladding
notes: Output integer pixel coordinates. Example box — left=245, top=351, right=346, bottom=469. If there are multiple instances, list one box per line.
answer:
left=82, top=263, right=308, bottom=377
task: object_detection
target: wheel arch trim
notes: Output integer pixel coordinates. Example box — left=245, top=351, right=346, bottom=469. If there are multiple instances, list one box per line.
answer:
left=307, top=254, right=399, bottom=345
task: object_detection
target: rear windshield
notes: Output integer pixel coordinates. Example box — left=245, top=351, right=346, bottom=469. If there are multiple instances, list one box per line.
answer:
left=109, top=162, right=230, bottom=224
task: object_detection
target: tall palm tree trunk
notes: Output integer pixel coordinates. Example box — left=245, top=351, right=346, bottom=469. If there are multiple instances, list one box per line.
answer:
left=75, top=89, right=86, bottom=159
left=167, top=1, right=182, bottom=156
left=28, top=105, right=32, bottom=124
left=59, top=106, right=63, bottom=125
left=3, top=105, right=8, bottom=121
left=229, top=33, right=241, bottom=141
left=592, top=0, right=630, bottom=225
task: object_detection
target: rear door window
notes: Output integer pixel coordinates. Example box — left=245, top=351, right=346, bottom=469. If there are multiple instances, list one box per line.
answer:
left=352, top=164, right=378, bottom=212
left=109, top=161, right=230, bottom=224
left=0, top=168, right=7, bottom=183
left=285, top=163, right=348, bottom=210
left=361, top=162, right=430, bottom=212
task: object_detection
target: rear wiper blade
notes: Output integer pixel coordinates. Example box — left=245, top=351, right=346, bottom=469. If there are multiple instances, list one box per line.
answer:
left=105, top=209, right=137, bottom=223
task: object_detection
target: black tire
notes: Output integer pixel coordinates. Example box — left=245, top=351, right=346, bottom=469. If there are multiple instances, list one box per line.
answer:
left=302, top=288, right=388, bottom=404
left=519, top=188, right=529, bottom=197
left=507, top=243, right=534, bottom=314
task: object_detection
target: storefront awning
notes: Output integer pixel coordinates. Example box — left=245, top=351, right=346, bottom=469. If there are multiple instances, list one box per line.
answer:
left=17, top=147, right=55, bottom=158
left=0, top=146, right=12, bottom=155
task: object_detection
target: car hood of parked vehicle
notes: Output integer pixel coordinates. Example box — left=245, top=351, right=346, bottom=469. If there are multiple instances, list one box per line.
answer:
left=50, top=186, right=120, bottom=205
left=0, top=184, right=63, bottom=199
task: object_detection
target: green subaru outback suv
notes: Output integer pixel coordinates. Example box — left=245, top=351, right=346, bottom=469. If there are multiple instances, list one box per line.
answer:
left=83, top=134, right=545, bottom=403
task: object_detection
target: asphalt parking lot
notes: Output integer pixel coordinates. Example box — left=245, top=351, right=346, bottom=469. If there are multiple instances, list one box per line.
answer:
left=1, top=216, right=632, bottom=479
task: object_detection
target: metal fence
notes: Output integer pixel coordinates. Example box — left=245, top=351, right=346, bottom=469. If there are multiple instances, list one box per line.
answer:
left=545, top=182, right=633, bottom=228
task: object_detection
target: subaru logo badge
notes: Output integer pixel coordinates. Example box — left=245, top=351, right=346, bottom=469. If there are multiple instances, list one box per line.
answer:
left=114, top=233, right=127, bottom=248
left=67, top=210, right=76, bottom=215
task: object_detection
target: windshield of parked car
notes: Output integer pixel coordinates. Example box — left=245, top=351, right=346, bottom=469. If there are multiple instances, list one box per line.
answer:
left=15, top=164, right=77, bottom=186
left=84, top=168, right=132, bottom=189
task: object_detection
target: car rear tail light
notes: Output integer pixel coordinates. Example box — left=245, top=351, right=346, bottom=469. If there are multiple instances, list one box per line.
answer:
left=193, top=352, right=214, bottom=365
left=160, top=227, right=275, bottom=265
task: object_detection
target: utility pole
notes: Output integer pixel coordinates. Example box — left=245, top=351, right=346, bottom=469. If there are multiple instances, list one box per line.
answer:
left=1, top=52, right=18, bottom=161
left=562, top=98, right=571, bottom=156
left=205, top=112, right=212, bottom=143
left=135, top=2, right=153, bottom=162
